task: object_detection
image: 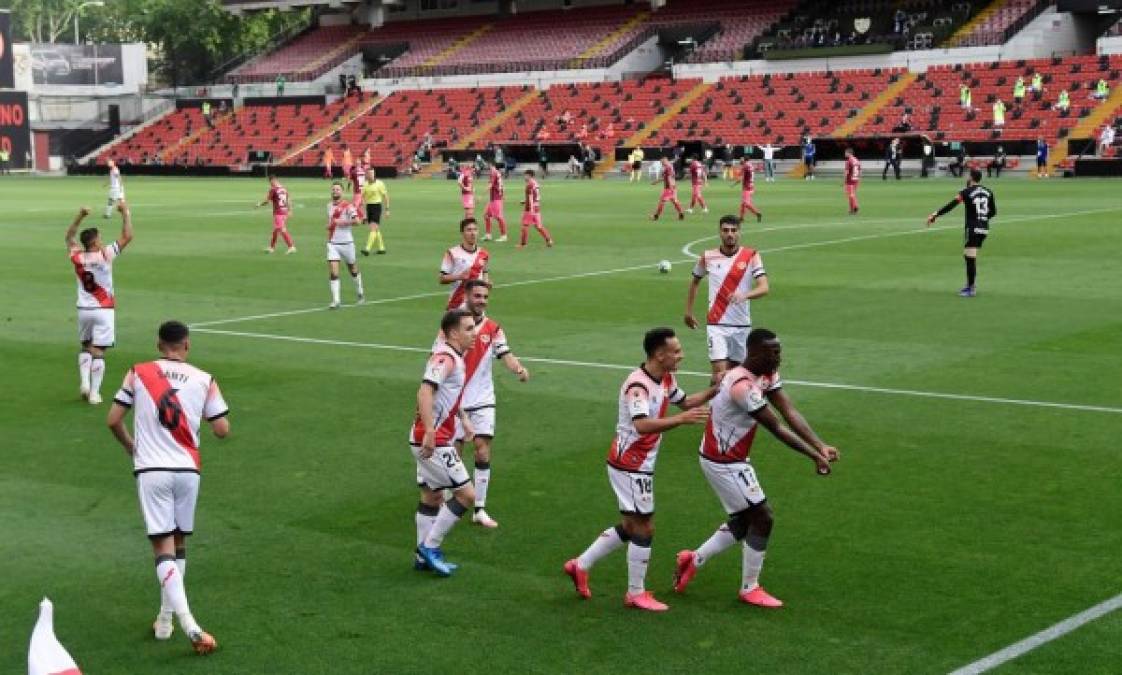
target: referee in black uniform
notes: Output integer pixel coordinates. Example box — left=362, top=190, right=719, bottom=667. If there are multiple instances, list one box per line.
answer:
left=926, top=169, right=996, bottom=297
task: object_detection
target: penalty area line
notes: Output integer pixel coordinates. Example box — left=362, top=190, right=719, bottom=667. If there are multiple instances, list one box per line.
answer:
left=190, top=327, right=1122, bottom=415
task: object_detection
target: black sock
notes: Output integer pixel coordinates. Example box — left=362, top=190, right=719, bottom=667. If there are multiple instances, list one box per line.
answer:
left=965, top=256, right=977, bottom=287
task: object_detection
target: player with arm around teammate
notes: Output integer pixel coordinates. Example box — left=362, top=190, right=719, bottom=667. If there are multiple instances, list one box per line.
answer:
left=673, top=328, right=838, bottom=608
left=564, top=327, right=716, bottom=612
left=927, top=168, right=996, bottom=297
left=66, top=201, right=134, bottom=405
left=106, top=320, right=230, bottom=654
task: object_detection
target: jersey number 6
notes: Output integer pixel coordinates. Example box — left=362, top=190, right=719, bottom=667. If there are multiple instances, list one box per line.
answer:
left=157, top=389, right=184, bottom=432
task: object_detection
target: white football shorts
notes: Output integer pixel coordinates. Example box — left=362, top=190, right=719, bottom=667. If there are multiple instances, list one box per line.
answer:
left=77, top=307, right=116, bottom=347
left=608, top=465, right=655, bottom=515
left=707, top=324, right=749, bottom=364
left=411, top=444, right=471, bottom=491
left=699, top=457, right=766, bottom=514
left=136, top=471, right=201, bottom=537
left=455, top=406, right=496, bottom=441
left=326, top=241, right=356, bottom=265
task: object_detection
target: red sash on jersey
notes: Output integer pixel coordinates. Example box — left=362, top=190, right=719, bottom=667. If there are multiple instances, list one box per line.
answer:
left=447, top=249, right=489, bottom=309
left=327, top=201, right=351, bottom=240
left=707, top=247, right=755, bottom=325
left=701, top=416, right=758, bottom=463
left=410, top=352, right=463, bottom=446
left=462, top=319, right=498, bottom=385
left=70, top=252, right=114, bottom=308
left=134, top=362, right=201, bottom=470
left=608, top=375, right=673, bottom=471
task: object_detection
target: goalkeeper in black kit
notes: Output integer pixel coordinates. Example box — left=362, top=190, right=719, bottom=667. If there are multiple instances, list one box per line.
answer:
left=927, top=169, right=996, bottom=297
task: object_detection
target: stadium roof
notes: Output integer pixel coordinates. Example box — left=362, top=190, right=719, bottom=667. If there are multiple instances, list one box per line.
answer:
left=221, top=0, right=358, bottom=13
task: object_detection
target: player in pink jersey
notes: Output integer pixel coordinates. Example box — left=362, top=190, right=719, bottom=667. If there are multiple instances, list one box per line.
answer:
left=458, top=166, right=476, bottom=218
left=739, top=160, right=763, bottom=223
left=685, top=215, right=769, bottom=384
left=844, top=147, right=862, bottom=214
left=452, top=279, right=530, bottom=529
left=256, top=175, right=296, bottom=254
left=106, top=321, right=229, bottom=654
left=650, top=157, right=685, bottom=221
left=65, top=201, right=133, bottom=405
left=517, top=169, right=554, bottom=249
left=440, top=218, right=490, bottom=310
left=482, top=161, right=508, bottom=242
left=673, top=328, right=838, bottom=608
left=348, top=158, right=367, bottom=210
left=687, top=156, right=709, bottom=215
left=564, top=327, right=715, bottom=612
left=411, top=309, right=478, bottom=576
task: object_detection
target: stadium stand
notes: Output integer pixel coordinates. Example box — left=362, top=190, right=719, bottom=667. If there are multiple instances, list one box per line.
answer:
left=945, top=0, right=1046, bottom=48
left=226, top=25, right=368, bottom=84
left=1106, top=17, right=1122, bottom=38
left=645, top=0, right=799, bottom=63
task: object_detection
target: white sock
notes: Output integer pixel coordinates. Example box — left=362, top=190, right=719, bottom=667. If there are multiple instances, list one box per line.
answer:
left=422, top=500, right=465, bottom=548
left=473, top=463, right=491, bottom=508
left=576, top=525, right=625, bottom=570
left=155, top=557, right=200, bottom=634
left=626, top=540, right=651, bottom=594
left=90, top=357, right=105, bottom=397
left=104, top=200, right=113, bottom=217
left=352, top=273, right=364, bottom=297
left=741, top=540, right=767, bottom=591
left=78, top=352, right=92, bottom=390
left=415, top=503, right=438, bottom=547
left=161, top=551, right=187, bottom=614
left=330, top=278, right=341, bottom=304
left=695, top=524, right=737, bottom=566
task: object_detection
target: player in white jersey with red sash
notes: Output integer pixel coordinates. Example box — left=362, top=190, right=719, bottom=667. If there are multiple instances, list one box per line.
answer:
left=687, top=157, right=708, bottom=215
left=257, top=175, right=296, bottom=254
left=650, top=157, right=685, bottom=221
left=673, top=328, right=838, bottom=608
left=685, top=215, right=769, bottom=384
left=411, top=309, right=478, bottom=577
left=106, top=321, right=230, bottom=654
left=325, top=182, right=365, bottom=309
left=844, top=147, right=862, bottom=215
left=104, top=159, right=125, bottom=218
left=65, top=202, right=133, bottom=405
left=440, top=217, right=490, bottom=310
left=483, top=162, right=508, bottom=242
left=739, top=159, right=762, bottom=223
left=451, top=279, right=530, bottom=529
left=564, top=328, right=715, bottom=612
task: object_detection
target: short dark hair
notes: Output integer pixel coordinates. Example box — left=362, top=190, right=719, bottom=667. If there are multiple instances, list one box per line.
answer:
left=158, top=320, right=190, bottom=345
left=719, top=215, right=741, bottom=229
left=747, top=328, right=778, bottom=351
left=331, top=181, right=343, bottom=189
left=441, top=308, right=472, bottom=334
left=643, top=327, right=676, bottom=357
left=524, top=169, right=535, bottom=177
left=464, top=278, right=489, bottom=293
left=460, top=217, right=477, bottom=232
left=79, top=228, right=99, bottom=250
left=970, top=168, right=983, bottom=182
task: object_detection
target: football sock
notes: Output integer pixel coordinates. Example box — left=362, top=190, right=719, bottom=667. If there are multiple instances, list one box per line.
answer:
left=78, top=351, right=92, bottom=391
left=329, top=278, right=341, bottom=304
left=374, top=230, right=385, bottom=251
left=422, top=498, right=466, bottom=548
left=104, top=200, right=113, bottom=218
left=965, top=256, right=977, bottom=287
left=673, top=200, right=684, bottom=215
left=162, top=549, right=188, bottom=614
left=577, top=524, right=627, bottom=570
left=496, top=217, right=507, bottom=236
left=281, top=230, right=294, bottom=248
left=626, top=536, right=652, bottom=594
left=473, top=462, right=491, bottom=509
left=365, top=230, right=378, bottom=252
left=155, top=555, right=201, bottom=635
left=741, top=534, right=769, bottom=591
left=269, top=230, right=279, bottom=248
left=519, top=226, right=529, bottom=246
left=535, top=225, right=552, bottom=242
left=415, top=502, right=439, bottom=546
left=352, top=273, right=364, bottom=297
left=695, top=524, right=737, bottom=566
left=90, top=357, right=105, bottom=397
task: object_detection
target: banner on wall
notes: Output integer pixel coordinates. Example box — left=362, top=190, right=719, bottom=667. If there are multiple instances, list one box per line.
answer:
left=0, top=90, right=31, bottom=168
left=30, top=43, right=124, bottom=86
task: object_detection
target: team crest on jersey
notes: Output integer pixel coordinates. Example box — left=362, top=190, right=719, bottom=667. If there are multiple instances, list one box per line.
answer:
left=480, top=333, right=492, bottom=345
left=737, top=261, right=748, bottom=270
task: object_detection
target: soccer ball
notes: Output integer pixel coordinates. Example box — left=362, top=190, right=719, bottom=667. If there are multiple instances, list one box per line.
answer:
left=658, top=260, right=672, bottom=274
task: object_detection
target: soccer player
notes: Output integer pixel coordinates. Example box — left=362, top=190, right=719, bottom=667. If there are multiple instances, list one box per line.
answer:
left=802, top=137, right=816, bottom=180
left=458, top=165, right=476, bottom=219
left=104, top=159, right=125, bottom=218
left=453, top=280, right=530, bottom=528
left=483, top=161, right=508, bottom=242
left=341, top=147, right=353, bottom=179
left=927, top=168, right=996, bottom=298
left=1035, top=137, right=1049, bottom=178
left=650, top=157, right=685, bottom=221
left=257, top=175, right=296, bottom=254
left=322, top=147, right=335, bottom=179
left=325, top=182, right=365, bottom=308
left=628, top=147, right=645, bottom=183
left=348, top=157, right=367, bottom=210
left=518, top=169, right=554, bottom=248
left=738, top=159, right=762, bottom=223
left=66, top=202, right=133, bottom=405
left=411, top=309, right=478, bottom=576
left=563, top=327, right=714, bottom=612
left=106, top=320, right=229, bottom=654
left=684, top=215, right=768, bottom=384
left=687, top=155, right=708, bottom=215
left=844, top=147, right=862, bottom=214
left=361, top=172, right=390, bottom=256
left=440, top=218, right=490, bottom=310
left=673, top=328, right=838, bottom=608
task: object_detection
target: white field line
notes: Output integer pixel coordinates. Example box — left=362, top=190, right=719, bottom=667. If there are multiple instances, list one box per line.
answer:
left=948, top=592, right=1122, bottom=675
left=190, top=327, right=1122, bottom=415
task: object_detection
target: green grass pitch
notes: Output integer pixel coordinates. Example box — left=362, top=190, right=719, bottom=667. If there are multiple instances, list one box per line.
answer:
left=1, top=173, right=1121, bottom=674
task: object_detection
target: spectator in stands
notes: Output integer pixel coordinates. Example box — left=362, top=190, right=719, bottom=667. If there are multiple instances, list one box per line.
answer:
left=959, top=84, right=972, bottom=111
left=1054, top=89, right=1070, bottom=113
left=1093, top=78, right=1110, bottom=101
left=894, top=9, right=908, bottom=34
left=1031, top=72, right=1044, bottom=100
left=1099, top=123, right=1116, bottom=156
left=1013, top=76, right=1026, bottom=107
left=757, top=142, right=778, bottom=182
left=882, top=138, right=902, bottom=181
left=232, top=82, right=239, bottom=101
left=577, top=124, right=589, bottom=141
left=347, top=75, right=359, bottom=97
left=894, top=110, right=912, bottom=133
left=202, top=100, right=211, bottom=118
left=339, top=73, right=348, bottom=95
left=275, top=74, right=286, bottom=96
left=987, top=146, right=1007, bottom=178
left=993, top=99, right=1006, bottom=128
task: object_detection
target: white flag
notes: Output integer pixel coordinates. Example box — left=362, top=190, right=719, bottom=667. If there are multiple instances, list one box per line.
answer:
left=28, top=598, right=81, bottom=675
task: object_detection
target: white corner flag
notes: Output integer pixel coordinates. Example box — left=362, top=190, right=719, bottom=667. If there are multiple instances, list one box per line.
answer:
left=28, top=598, right=81, bottom=675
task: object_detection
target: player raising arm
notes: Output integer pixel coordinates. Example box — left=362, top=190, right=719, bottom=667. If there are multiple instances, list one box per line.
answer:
left=927, top=168, right=997, bottom=297
left=66, top=201, right=133, bottom=405
left=674, top=328, right=838, bottom=608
